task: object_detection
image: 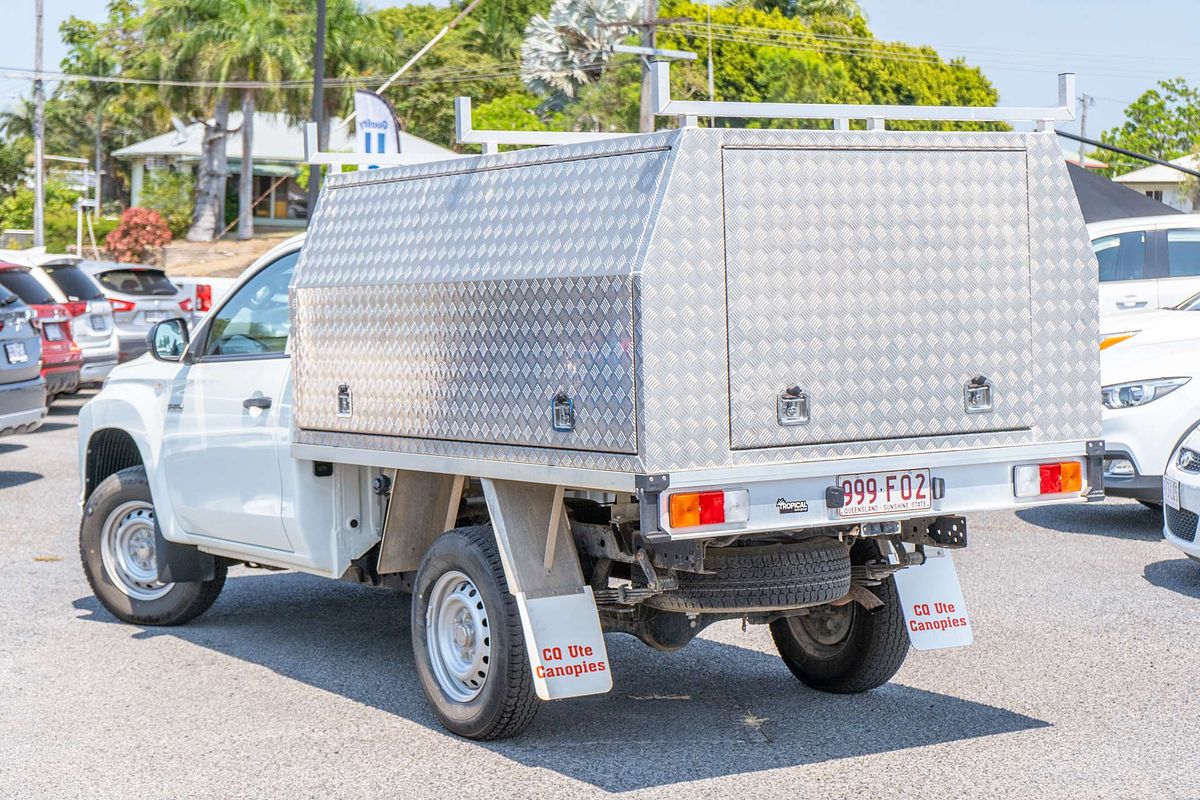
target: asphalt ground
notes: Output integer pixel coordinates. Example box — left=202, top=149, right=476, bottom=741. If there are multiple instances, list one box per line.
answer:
left=1, top=391, right=1198, bottom=799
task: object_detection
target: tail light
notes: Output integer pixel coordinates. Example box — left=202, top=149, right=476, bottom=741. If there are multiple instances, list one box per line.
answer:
left=110, top=298, right=136, bottom=313
left=668, top=489, right=751, bottom=528
left=64, top=301, right=88, bottom=317
left=179, top=297, right=193, bottom=312
left=196, top=284, right=212, bottom=312
left=1014, top=462, right=1083, bottom=497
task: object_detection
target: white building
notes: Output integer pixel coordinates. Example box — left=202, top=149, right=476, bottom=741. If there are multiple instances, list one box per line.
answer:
left=113, top=112, right=456, bottom=227
left=1112, top=154, right=1199, bottom=213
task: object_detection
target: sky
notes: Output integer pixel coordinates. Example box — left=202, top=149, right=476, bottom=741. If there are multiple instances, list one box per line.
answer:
left=3, top=0, right=1200, bottom=140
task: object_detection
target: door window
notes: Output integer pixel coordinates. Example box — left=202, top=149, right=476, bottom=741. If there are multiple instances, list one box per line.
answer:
left=1166, top=228, right=1200, bottom=278
left=1092, top=231, right=1146, bottom=282
left=202, top=251, right=299, bottom=358
left=96, top=268, right=179, bottom=296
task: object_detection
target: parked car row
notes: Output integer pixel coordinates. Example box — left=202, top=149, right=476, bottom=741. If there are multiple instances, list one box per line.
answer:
left=1093, top=213, right=1200, bottom=564
left=0, top=249, right=222, bottom=437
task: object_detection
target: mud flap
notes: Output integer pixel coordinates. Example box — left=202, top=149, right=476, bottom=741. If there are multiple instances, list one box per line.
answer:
left=892, top=547, right=973, bottom=650
left=480, top=478, right=613, bottom=700
left=517, top=588, right=612, bottom=700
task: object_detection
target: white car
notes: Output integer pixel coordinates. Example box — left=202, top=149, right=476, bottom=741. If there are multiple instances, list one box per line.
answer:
left=1099, top=289, right=1200, bottom=348
left=1163, top=429, right=1200, bottom=561
left=1101, top=334, right=1200, bottom=505
left=1092, top=214, right=1200, bottom=317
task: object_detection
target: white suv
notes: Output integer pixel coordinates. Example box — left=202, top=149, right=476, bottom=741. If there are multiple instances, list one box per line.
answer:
left=1092, top=214, right=1200, bottom=317
left=1102, top=332, right=1200, bottom=505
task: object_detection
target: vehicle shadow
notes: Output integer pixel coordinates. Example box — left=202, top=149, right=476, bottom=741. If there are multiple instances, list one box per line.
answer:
left=0, top=470, right=42, bottom=489
left=0, top=443, right=26, bottom=455
left=1143, top=558, right=1200, bottom=600
left=1015, top=501, right=1163, bottom=541
left=73, top=573, right=1049, bottom=791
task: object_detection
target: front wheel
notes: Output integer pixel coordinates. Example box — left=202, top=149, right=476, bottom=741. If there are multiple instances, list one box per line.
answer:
left=412, top=525, right=540, bottom=740
left=770, top=572, right=910, bottom=694
left=80, top=466, right=226, bottom=626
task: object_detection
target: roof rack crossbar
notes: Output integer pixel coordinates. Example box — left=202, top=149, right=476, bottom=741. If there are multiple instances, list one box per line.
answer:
left=650, top=61, right=1075, bottom=128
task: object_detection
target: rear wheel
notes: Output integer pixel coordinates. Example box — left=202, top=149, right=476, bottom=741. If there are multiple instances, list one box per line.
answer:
left=770, top=544, right=909, bottom=693
left=80, top=466, right=226, bottom=626
left=412, top=525, right=539, bottom=740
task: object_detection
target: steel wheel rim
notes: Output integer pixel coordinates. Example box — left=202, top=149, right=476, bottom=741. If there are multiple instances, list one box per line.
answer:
left=426, top=570, right=492, bottom=703
left=99, top=500, right=173, bottom=602
left=794, top=603, right=855, bottom=653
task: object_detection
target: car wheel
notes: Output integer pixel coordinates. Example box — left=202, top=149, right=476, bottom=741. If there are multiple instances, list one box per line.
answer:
left=769, top=541, right=909, bottom=693
left=411, top=524, right=539, bottom=740
left=80, top=466, right=226, bottom=626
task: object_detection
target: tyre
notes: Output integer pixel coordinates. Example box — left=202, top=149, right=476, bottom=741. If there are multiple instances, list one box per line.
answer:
left=646, top=538, right=850, bottom=614
left=80, top=466, right=226, bottom=626
left=769, top=544, right=909, bottom=693
left=412, top=524, right=539, bottom=740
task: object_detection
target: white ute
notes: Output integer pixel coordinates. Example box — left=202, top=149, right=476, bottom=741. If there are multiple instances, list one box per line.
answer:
left=77, top=72, right=1104, bottom=740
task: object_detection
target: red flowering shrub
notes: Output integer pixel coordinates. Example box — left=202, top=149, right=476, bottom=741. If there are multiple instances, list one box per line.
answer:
left=104, top=208, right=173, bottom=263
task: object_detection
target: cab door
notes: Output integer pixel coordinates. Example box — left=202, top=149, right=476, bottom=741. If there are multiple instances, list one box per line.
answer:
left=160, top=251, right=300, bottom=552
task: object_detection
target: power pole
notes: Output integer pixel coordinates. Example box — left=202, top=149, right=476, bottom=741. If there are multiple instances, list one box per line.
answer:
left=637, top=0, right=656, bottom=133
left=1077, top=92, right=1095, bottom=167
left=33, top=0, right=45, bottom=247
left=307, top=0, right=327, bottom=215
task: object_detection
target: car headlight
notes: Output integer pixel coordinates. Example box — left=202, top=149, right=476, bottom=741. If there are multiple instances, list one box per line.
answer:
left=1178, top=447, right=1200, bottom=473
left=1101, top=377, right=1190, bottom=409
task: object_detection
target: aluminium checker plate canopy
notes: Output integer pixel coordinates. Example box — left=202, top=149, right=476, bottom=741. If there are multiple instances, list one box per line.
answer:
left=290, top=126, right=1099, bottom=486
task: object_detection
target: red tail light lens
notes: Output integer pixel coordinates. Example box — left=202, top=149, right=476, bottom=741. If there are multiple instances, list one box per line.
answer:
left=196, top=284, right=212, bottom=312
left=178, top=297, right=193, bottom=312
left=110, top=298, right=136, bottom=313
left=64, top=301, right=88, bottom=317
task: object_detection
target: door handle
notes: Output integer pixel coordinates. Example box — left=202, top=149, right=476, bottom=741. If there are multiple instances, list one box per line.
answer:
left=1116, top=295, right=1148, bottom=309
left=243, top=396, right=272, bottom=410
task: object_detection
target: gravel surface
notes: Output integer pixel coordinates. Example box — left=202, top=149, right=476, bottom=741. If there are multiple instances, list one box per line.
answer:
left=2, top=392, right=1198, bottom=799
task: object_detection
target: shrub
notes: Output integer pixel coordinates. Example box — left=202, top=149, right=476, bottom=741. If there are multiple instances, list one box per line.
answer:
left=140, top=169, right=195, bottom=237
left=104, top=208, right=172, bottom=263
left=0, top=183, right=82, bottom=230
left=44, top=212, right=120, bottom=255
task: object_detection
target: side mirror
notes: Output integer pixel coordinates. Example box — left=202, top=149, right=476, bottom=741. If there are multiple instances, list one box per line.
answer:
left=148, top=317, right=190, bottom=362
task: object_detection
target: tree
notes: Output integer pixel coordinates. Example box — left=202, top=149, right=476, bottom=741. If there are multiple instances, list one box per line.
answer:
left=1099, top=79, right=1200, bottom=175
left=145, top=0, right=306, bottom=241
left=530, top=0, right=1000, bottom=134
left=57, top=1, right=168, bottom=207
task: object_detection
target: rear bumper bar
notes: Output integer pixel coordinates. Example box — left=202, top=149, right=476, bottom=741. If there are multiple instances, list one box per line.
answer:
left=651, top=440, right=1104, bottom=540
left=0, top=376, right=47, bottom=434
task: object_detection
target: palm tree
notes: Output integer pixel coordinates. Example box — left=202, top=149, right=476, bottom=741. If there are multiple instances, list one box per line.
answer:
left=145, top=0, right=306, bottom=241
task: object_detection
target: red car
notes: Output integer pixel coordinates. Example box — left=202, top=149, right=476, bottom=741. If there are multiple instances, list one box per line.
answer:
left=0, top=263, right=83, bottom=400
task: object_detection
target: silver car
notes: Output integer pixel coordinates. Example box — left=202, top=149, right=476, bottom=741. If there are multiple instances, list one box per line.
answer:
left=0, top=283, right=46, bottom=435
left=77, top=261, right=193, bottom=362
left=35, top=259, right=119, bottom=385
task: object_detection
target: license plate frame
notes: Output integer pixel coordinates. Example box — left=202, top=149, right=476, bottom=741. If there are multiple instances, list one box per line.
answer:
left=837, top=467, right=932, bottom=517
left=1165, top=476, right=1180, bottom=510
left=4, top=341, right=28, bottom=363
left=43, top=323, right=64, bottom=341
left=89, top=315, right=107, bottom=331
left=142, top=311, right=171, bottom=324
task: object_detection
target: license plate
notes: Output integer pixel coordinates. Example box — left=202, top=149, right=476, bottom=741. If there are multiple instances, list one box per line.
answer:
left=89, top=315, right=107, bottom=331
left=4, top=342, right=27, bottom=363
left=143, top=311, right=170, bottom=324
left=44, top=323, right=64, bottom=341
left=1165, top=476, right=1180, bottom=510
left=837, top=468, right=932, bottom=517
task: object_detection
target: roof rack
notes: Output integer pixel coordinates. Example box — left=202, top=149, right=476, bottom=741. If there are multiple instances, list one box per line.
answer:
left=453, top=97, right=631, bottom=154
left=650, top=61, right=1076, bottom=131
